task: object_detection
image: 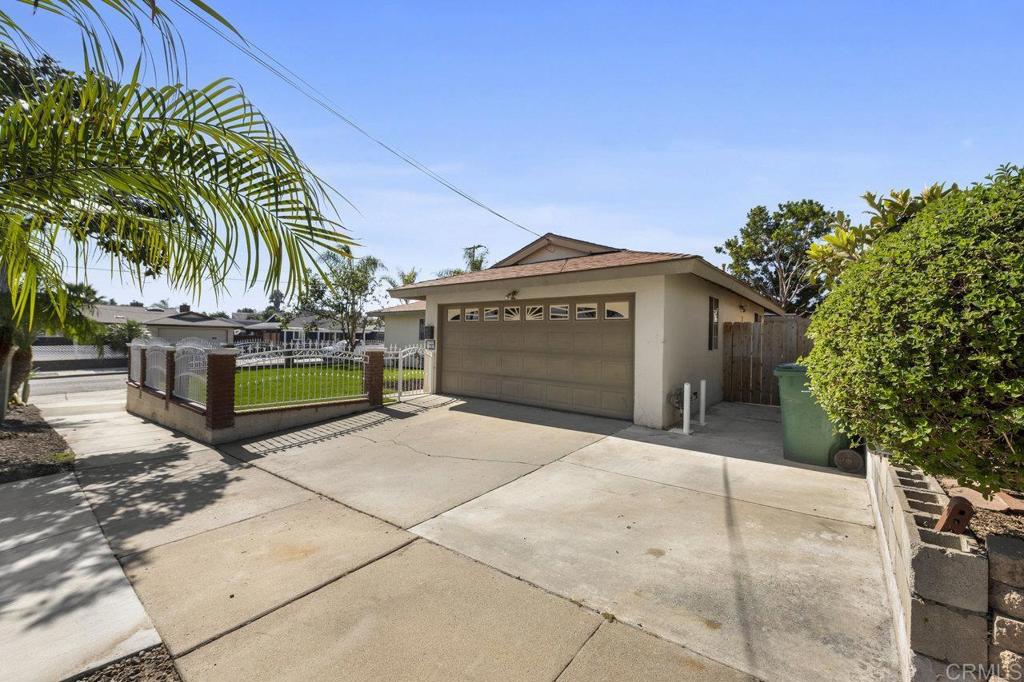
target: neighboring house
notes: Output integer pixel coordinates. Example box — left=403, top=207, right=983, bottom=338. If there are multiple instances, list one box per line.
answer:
left=390, top=232, right=782, bottom=429
left=240, top=313, right=382, bottom=346
left=368, top=301, right=426, bottom=347
left=144, top=306, right=240, bottom=344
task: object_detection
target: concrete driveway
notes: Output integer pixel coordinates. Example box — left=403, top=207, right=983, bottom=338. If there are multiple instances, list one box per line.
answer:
left=220, top=396, right=897, bottom=681
left=22, top=390, right=896, bottom=681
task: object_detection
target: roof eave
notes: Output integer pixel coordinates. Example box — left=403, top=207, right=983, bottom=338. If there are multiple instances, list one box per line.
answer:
left=389, top=256, right=783, bottom=314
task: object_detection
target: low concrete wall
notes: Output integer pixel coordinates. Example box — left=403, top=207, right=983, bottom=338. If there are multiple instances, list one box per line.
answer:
left=126, top=383, right=373, bottom=444
left=867, top=449, right=989, bottom=681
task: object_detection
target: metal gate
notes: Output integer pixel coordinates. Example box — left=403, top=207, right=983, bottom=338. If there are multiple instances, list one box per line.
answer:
left=385, top=345, right=426, bottom=401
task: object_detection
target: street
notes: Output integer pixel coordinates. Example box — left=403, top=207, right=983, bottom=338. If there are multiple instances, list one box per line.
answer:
left=31, top=372, right=128, bottom=397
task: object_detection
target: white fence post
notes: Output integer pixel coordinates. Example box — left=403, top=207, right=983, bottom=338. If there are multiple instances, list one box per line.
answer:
left=397, top=350, right=404, bottom=401
left=699, top=379, right=707, bottom=426
left=681, top=382, right=691, bottom=435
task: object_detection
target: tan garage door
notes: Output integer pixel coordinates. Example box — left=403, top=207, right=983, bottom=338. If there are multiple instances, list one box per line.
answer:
left=440, top=295, right=634, bottom=419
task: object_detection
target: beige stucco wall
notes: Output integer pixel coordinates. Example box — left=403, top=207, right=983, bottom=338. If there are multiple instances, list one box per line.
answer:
left=382, top=312, right=423, bottom=347
left=147, top=326, right=233, bottom=344
left=661, top=274, right=765, bottom=426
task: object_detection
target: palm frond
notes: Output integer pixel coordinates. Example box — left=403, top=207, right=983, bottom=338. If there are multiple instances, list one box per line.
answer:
left=0, top=0, right=238, bottom=78
left=0, top=69, right=352, bottom=321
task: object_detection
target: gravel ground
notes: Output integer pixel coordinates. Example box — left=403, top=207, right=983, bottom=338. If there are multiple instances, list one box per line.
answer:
left=0, top=404, right=74, bottom=483
left=73, top=646, right=180, bottom=682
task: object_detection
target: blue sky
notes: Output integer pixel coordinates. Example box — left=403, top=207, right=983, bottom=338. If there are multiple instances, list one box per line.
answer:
left=17, top=1, right=1024, bottom=311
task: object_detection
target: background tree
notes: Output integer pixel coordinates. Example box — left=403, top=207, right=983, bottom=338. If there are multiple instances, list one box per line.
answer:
left=285, top=254, right=386, bottom=350
left=715, top=200, right=834, bottom=314
left=385, top=267, right=419, bottom=302
left=269, top=290, right=285, bottom=312
left=2, top=284, right=103, bottom=407
left=436, top=245, right=488, bottom=278
left=807, top=182, right=958, bottom=289
left=101, top=319, right=149, bottom=356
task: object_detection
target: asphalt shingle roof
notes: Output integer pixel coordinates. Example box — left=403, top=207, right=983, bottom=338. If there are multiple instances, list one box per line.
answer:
left=393, top=250, right=694, bottom=292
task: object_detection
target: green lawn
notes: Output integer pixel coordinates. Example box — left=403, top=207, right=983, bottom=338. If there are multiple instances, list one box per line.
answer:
left=234, top=365, right=424, bottom=409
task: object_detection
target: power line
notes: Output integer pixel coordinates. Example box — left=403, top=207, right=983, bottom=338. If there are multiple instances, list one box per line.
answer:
left=169, top=0, right=541, bottom=239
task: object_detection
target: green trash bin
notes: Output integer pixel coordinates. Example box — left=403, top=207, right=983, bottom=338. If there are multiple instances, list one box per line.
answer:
left=773, top=363, right=849, bottom=467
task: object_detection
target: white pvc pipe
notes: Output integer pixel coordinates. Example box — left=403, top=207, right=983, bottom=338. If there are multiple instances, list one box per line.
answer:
left=699, top=379, right=707, bottom=426
left=682, top=382, right=691, bottom=435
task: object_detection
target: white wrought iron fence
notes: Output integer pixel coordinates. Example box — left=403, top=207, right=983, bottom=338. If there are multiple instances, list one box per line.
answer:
left=384, top=344, right=426, bottom=400
left=234, top=345, right=367, bottom=411
left=144, top=339, right=170, bottom=393
left=173, top=338, right=214, bottom=406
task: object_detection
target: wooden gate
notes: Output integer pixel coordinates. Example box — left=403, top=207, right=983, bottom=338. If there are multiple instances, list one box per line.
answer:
left=723, top=315, right=811, bottom=405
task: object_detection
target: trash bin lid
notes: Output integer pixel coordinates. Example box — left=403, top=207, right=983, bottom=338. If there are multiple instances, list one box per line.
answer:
left=773, top=362, right=807, bottom=375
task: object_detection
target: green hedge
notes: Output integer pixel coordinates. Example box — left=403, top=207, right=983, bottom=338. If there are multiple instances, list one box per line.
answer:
left=805, top=167, right=1024, bottom=492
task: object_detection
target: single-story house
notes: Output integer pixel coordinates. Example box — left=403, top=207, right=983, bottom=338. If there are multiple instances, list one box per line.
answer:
left=390, top=233, right=783, bottom=429
left=368, top=301, right=426, bottom=347
left=240, top=313, right=382, bottom=346
left=144, top=308, right=240, bottom=344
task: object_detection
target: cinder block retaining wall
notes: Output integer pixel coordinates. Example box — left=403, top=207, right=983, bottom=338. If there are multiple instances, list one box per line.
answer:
left=868, top=449, right=988, bottom=680
left=868, top=449, right=1024, bottom=681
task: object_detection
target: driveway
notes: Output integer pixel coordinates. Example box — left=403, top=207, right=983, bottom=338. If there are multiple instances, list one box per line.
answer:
left=220, top=396, right=897, bottom=680
left=21, top=391, right=897, bottom=681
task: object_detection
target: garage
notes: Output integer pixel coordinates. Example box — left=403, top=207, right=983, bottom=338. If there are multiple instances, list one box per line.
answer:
left=439, top=295, right=634, bottom=419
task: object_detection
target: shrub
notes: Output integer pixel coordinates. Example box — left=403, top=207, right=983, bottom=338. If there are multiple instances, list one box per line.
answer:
left=805, top=165, right=1024, bottom=493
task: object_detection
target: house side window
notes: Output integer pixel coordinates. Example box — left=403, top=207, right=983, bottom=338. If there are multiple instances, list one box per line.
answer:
left=708, top=297, right=719, bottom=350
left=418, top=318, right=425, bottom=340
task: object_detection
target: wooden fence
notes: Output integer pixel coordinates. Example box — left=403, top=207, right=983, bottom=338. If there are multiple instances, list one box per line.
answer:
left=722, top=315, right=811, bottom=406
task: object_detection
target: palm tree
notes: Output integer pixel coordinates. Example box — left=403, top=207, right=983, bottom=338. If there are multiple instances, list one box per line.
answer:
left=384, top=267, right=419, bottom=302
left=0, top=2, right=353, bottom=407
left=2, top=284, right=104, bottom=410
left=436, top=245, right=488, bottom=278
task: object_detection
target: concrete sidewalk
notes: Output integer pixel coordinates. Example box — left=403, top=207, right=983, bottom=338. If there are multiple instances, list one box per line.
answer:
left=0, top=473, right=159, bottom=681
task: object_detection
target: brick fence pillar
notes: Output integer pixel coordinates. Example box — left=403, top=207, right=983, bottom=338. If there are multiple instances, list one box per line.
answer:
left=364, top=347, right=384, bottom=406
left=165, top=349, right=175, bottom=408
left=205, top=348, right=238, bottom=430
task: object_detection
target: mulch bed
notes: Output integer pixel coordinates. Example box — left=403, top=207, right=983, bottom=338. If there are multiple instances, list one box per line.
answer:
left=968, top=507, right=1024, bottom=542
left=74, top=646, right=180, bottom=682
left=937, top=478, right=1024, bottom=542
left=0, top=404, right=75, bottom=484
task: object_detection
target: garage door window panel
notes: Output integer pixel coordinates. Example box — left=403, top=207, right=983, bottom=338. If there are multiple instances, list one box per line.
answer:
left=447, top=308, right=462, bottom=321
left=605, top=301, right=629, bottom=320
left=465, top=308, right=480, bottom=321
left=525, top=305, right=544, bottom=321
left=503, top=306, right=521, bottom=321
left=483, top=307, right=499, bottom=321
left=549, top=304, right=569, bottom=320
left=576, top=303, right=598, bottom=320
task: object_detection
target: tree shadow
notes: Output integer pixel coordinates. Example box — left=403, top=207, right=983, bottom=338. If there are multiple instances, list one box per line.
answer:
left=1, top=439, right=239, bottom=633
left=226, top=397, right=455, bottom=459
